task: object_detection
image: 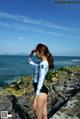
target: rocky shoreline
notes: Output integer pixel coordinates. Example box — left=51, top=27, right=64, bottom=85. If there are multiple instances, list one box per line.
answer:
left=0, top=66, right=80, bottom=119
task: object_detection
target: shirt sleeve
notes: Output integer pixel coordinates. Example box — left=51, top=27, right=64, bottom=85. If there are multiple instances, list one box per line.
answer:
left=36, top=63, right=47, bottom=96
left=28, top=57, right=38, bottom=67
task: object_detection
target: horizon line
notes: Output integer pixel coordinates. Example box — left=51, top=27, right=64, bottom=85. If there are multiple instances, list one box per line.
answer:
left=0, top=54, right=80, bottom=57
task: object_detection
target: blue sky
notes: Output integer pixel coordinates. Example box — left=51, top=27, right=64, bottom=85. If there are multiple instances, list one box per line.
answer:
left=0, top=0, right=80, bottom=56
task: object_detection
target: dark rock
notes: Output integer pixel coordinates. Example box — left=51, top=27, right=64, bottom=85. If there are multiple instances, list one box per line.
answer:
left=0, top=66, right=80, bottom=119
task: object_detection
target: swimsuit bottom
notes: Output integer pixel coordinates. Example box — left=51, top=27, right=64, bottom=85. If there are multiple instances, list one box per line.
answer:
left=33, top=82, right=48, bottom=95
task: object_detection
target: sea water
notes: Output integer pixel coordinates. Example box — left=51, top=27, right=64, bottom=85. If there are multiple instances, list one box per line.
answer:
left=0, top=55, right=80, bottom=86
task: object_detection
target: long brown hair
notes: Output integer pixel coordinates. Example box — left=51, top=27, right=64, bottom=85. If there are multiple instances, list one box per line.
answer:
left=36, top=43, right=54, bottom=69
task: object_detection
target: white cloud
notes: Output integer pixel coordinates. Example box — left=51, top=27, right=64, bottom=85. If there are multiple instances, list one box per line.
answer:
left=0, top=21, right=62, bottom=36
left=0, top=11, right=75, bottom=32
left=0, top=21, right=27, bottom=30
left=17, top=37, right=26, bottom=41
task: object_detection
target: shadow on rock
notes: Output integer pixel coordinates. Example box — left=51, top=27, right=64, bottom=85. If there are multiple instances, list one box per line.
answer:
left=10, top=95, right=31, bottom=119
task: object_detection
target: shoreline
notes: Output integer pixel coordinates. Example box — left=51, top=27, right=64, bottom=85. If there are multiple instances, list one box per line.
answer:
left=0, top=65, right=80, bottom=88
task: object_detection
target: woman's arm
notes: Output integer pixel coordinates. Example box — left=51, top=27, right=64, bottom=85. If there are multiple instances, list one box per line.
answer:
left=28, top=49, right=38, bottom=67
left=36, top=63, right=47, bottom=96
left=28, top=57, right=38, bottom=66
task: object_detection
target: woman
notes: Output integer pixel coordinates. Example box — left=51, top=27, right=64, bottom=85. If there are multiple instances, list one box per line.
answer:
left=28, top=43, right=53, bottom=119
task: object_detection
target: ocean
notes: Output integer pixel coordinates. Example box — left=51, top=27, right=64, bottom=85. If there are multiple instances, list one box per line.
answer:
left=0, top=55, right=80, bottom=87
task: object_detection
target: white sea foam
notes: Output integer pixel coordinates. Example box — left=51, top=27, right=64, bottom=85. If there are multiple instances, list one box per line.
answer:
left=72, top=59, right=80, bottom=62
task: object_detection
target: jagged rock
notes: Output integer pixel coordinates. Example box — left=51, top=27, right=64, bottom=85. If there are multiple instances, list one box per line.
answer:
left=0, top=89, right=12, bottom=118
left=0, top=66, right=80, bottom=119
left=50, top=92, right=80, bottom=119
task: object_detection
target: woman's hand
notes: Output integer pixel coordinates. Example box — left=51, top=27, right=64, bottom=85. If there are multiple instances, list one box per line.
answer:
left=29, top=49, right=36, bottom=57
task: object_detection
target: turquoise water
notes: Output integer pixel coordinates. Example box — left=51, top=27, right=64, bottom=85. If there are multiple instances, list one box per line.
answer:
left=0, top=55, right=80, bottom=86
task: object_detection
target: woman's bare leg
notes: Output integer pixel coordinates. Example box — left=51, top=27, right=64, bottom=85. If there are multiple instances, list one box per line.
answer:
left=32, top=97, right=38, bottom=119
left=36, top=93, right=46, bottom=119
left=32, top=97, right=37, bottom=112
left=42, top=97, right=48, bottom=119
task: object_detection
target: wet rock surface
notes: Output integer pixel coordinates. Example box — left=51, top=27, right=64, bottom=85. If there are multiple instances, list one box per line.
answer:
left=0, top=66, right=80, bottom=119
